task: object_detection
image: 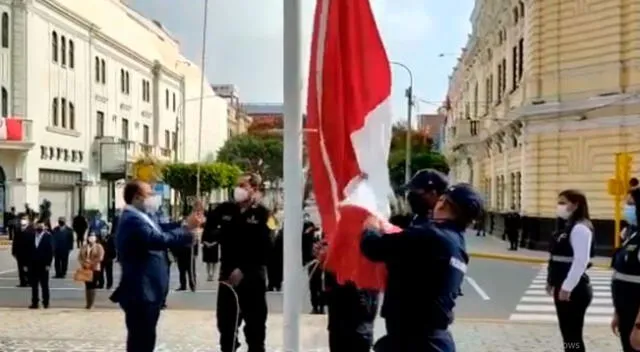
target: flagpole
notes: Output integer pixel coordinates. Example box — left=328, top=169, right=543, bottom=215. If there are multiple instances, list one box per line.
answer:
left=282, top=0, right=303, bottom=351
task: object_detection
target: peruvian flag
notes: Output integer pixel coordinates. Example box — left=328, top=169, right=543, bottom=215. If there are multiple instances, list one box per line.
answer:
left=305, top=0, right=399, bottom=290
left=0, top=118, right=23, bottom=141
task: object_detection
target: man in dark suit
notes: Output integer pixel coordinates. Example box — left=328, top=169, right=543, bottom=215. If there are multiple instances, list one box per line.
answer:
left=26, top=220, right=54, bottom=309
left=72, top=212, right=88, bottom=248
left=52, top=217, right=74, bottom=278
left=12, top=213, right=31, bottom=287
left=110, top=180, right=204, bottom=352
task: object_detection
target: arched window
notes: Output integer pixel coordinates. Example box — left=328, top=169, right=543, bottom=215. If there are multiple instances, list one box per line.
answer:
left=1, top=87, right=7, bottom=117
left=1, top=13, right=9, bottom=48
left=100, top=59, right=106, bottom=84
left=52, top=98, right=58, bottom=126
left=60, top=36, right=66, bottom=66
left=69, top=102, right=75, bottom=130
left=68, top=40, right=74, bottom=68
left=60, top=98, right=66, bottom=128
left=120, top=69, right=125, bottom=92
left=513, top=7, right=519, bottom=24
left=95, top=57, right=100, bottom=82
left=519, top=1, right=525, bottom=18
left=125, top=71, right=130, bottom=94
left=51, top=31, right=58, bottom=62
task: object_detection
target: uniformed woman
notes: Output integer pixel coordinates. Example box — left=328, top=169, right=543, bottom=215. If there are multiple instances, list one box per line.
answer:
left=611, top=188, right=640, bottom=351
left=546, top=189, right=594, bottom=352
left=361, top=183, right=483, bottom=352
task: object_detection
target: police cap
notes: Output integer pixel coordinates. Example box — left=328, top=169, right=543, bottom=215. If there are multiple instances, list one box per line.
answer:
left=404, top=168, right=449, bottom=194
left=444, top=183, right=484, bottom=221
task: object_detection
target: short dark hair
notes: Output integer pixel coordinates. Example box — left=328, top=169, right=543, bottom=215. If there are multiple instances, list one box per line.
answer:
left=123, top=181, right=142, bottom=205
left=243, top=173, right=262, bottom=189
left=631, top=178, right=639, bottom=187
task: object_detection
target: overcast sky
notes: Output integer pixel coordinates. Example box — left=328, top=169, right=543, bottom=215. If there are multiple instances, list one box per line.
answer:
left=130, top=0, right=473, bottom=117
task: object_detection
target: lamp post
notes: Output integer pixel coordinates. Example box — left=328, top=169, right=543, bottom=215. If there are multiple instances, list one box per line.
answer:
left=391, top=61, right=414, bottom=185
left=195, top=0, right=210, bottom=198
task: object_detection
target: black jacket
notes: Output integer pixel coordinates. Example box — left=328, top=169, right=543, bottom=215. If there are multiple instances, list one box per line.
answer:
left=25, top=231, right=54, bottom=269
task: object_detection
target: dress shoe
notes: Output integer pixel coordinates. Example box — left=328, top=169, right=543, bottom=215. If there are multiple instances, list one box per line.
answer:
left=28, top=304, right=38, bottom=309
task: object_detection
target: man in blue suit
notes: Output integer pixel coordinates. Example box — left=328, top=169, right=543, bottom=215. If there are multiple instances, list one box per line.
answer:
left=110, top=180, right=204, bottom=352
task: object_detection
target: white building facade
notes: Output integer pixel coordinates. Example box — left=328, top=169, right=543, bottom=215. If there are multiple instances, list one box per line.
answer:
left=0, top=0, right=228, bottom=222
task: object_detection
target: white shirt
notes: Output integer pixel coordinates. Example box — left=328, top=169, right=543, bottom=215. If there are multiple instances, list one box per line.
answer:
left=34, top=232, right=43, bottom=248
left=561, top=223, right=593, bottom=292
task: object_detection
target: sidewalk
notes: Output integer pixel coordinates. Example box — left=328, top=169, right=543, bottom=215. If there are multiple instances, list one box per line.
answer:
left=466, top=232, right=611, bottom=268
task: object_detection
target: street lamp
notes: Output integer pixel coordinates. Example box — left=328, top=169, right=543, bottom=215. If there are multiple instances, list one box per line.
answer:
left=195, top=0, right=210, bottom=198
left=390, top=61, right=414, bottom=185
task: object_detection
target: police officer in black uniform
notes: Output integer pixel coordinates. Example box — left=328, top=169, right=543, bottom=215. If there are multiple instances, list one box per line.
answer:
left=546, top=189, right=594, bottom=352
left=389, top=169, right=449, bottom=229
left=206, top=173, right=271, bottom=352
left=612, top=188, right=640, bottom=352
left=361, top=182, right=483, bottom=352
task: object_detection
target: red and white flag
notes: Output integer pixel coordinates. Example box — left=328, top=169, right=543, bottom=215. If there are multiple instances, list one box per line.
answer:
left=305, top=0, right=399, bottom=290
left=0, top=118, right=23, bottom=141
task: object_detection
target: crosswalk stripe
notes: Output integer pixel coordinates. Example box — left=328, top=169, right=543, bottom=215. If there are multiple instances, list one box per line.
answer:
left=515, top=304, right=614, bottom=314
left=520, top=296, right=612, bottom=304
left=525, top=289, right=611, bottom=297
left=509, top=314, right=611, bottom=324
left=529, top=284, right=609, bottom=290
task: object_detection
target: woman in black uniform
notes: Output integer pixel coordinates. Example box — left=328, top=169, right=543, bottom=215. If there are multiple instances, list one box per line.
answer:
left=546, top=189, right=594, bottom=352
left=611, top=188, right=640, bottom=351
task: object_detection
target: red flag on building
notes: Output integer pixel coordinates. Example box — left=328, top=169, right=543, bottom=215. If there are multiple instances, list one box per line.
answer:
left=305, top=0, right=399, bottom=290
left=0, top=118, right=23, bottom=141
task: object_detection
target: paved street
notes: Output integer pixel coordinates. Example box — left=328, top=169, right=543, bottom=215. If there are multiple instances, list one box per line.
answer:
left=0, top=309, right=621, bottom=351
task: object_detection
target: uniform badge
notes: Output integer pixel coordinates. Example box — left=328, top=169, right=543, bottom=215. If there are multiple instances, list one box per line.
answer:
left=222, top=215, right=232, bottom=221
left=247, top=216, right=259, bottom=224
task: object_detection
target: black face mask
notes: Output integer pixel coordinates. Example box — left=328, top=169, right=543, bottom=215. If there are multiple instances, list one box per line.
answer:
left=58, top=221, right=65, bottom=227
left=407, top=191, right=429, bottom=215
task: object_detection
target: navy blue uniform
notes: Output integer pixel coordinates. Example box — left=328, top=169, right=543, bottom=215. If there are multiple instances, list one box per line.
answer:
left=612, top=230, right=640, bottom=352
left=546, top=225, right=594, bottom=352
left=361, top=217, right=468, bottom=352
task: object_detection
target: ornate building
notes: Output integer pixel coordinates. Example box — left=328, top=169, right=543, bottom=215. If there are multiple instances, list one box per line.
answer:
left=443, top=0, right=640, bottom=253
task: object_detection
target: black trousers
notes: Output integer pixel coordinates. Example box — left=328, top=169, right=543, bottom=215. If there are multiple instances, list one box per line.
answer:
left=97, top=260, right=114, bottom=289
left=7, top=225, right=14, bottom=240
left=217, top=277, right=268, bottom=352
left=329, top=327, right=373, bottom=352
left=553, top=282, right=593, bottom=352
left=308, top=267, right=324, bottom=311
left=29, top=267, right=50, bottom=306
left=16, top=258, right=28, bottom=286
left=376, top=321, right=454, bottom=352
left=612, top=281, right=640, bottom=352
left=178, top=253, right=196, bottom=290
left=54, top=251, right=70, bottom=277
left=123, top=303, right=162, bottom=352
left=75, top=231, right=84, bottom=249
left=507, top=231, right=519, bottom=250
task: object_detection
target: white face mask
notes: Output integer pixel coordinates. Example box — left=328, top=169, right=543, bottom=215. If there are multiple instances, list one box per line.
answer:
left=143, top=196, right=160, bottom=213
left=88, top=236, right=97, bottom=244
left=556, top=204, right=572, bottom=220
left=233, top=187, right=250, bottom=203
left=20, top=219, right=28, bottom=228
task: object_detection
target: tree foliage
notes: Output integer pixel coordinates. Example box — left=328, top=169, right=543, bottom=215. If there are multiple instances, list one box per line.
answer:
left=388, top=124, right=449, bottom=190
left=162, top=162, right=241, bottom=198
left=216, top=134, right=283, bottom=183
left=131, top=155, right=165, bottom=183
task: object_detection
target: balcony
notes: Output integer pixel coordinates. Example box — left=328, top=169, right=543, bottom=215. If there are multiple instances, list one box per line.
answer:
left=159, top=147, right=172, bottom=160
left=140, top=143, right=153, bottom=155
left=451, top=119, right=481, bottom=146
left=0, top=118, right=35, bottom=150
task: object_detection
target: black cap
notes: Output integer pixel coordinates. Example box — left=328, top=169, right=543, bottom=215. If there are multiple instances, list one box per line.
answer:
left=444, top=183, right=484, bottom=221
left=404, top=168, right=449, bottom=194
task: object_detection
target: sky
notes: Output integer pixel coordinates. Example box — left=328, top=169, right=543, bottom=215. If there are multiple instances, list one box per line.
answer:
left=130, top=0, right=474, bottom=119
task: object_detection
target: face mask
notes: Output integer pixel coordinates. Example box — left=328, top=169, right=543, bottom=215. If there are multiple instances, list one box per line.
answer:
left=624, top=205, right=637, bottom=226
left=88, top=236, right=97, bottom=244
left=58, top=221, right=65, bottom=227
left=407, top=191, right=429, bottom=215
left=233, top=187, right=250, bottom=203
left=20, top=219, right=28, bottom=227
left=144, top=196, right=160, bottom=213
left=556, top=204, right=571, bottom=220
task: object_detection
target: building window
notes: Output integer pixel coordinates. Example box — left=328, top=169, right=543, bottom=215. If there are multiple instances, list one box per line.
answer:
left=518, top=38, right=524, bottom=82
left=165, top=89, right=169, bottom=109
left=142, top=79, right=151, bottom=102
left=485, top=75, right=493, bottom=111
left=69, top=102, right=75, bottom=130
left=513, top=7, right=519, bottom=24
left=172, top=93, right=176, bottom=112
left=171, top=131, right=177, bottom=150
left=100, top=59, right=106, bottom=84
left=60, top=98, right=67, bottom=128
left=121, top=118, right=129, bottom=140
left=164, top=130, right=170, bottom=148
left=52, top=98, right=58, bottom=126
left=472, top=82, right=478, bottom=118
left=515, top=172, right=522, bottom=209
left=143, top=125, right=150, bottom=144
left=96, top=111, right=104, bottom=137
left=60, top=36, right=66, bottom=66
left=125, top=71, right=130, bottom=94
left=519, top=1, right=525, bottom=18
left=1, top=13, right=8, bottom=48
left=51, top=31, right=58, bottom=63
left=68, top=40, right=74, bottom=69
left=95, top=57, right=100, bottom=82
left=497, top=175, right=505, bottom=210
left=512, top=45, right=518, bottom=91
left=510, top=173, right=516, bottom=208
left=120, top=69, right=125, bottom=93
left=1, top=86, right=6, bottom=117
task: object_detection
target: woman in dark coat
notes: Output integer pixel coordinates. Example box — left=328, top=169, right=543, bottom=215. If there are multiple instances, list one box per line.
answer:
left=201, top=215, right=220, bottom=282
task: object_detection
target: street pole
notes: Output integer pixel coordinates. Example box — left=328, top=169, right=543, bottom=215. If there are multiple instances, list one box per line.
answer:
left=391, top=61, right=414, bottom=184
left=283, top=0, right=303, bottom=350
left=195, top=0, right=209, bottom=198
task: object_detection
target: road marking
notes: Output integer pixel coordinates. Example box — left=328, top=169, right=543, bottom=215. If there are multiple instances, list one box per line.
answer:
left=0, top=269, right=16, bottom=275
left=465, top=276, right=490, bottom=300
left=520, top=296, right=612, bottom=304
left=530, top=283, right=609, bottom=290
left=515, top=304, right=614, bottom=314
left=525, top=289, right=611, bottom=297
left=510, top=314, right=611, bottom=324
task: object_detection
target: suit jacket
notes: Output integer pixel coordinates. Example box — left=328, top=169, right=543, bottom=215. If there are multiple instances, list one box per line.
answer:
left=52, top=226, right=74, bottom=254
left=111, top=206, right=192, bottom=306
left=25, top=231, right=54, bottom=270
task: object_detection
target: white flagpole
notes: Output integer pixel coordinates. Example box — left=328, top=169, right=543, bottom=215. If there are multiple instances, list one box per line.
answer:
left=282, top=0, right=303, bottom=351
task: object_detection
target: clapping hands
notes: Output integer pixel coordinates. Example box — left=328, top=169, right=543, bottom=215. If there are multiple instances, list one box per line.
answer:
left=185, top=199, right=206, bottom=230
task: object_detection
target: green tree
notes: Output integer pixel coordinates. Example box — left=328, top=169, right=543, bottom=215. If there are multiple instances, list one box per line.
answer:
left=217, top=134, right=283, bottom=183
left=163, top=162, right=241, bottom=213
